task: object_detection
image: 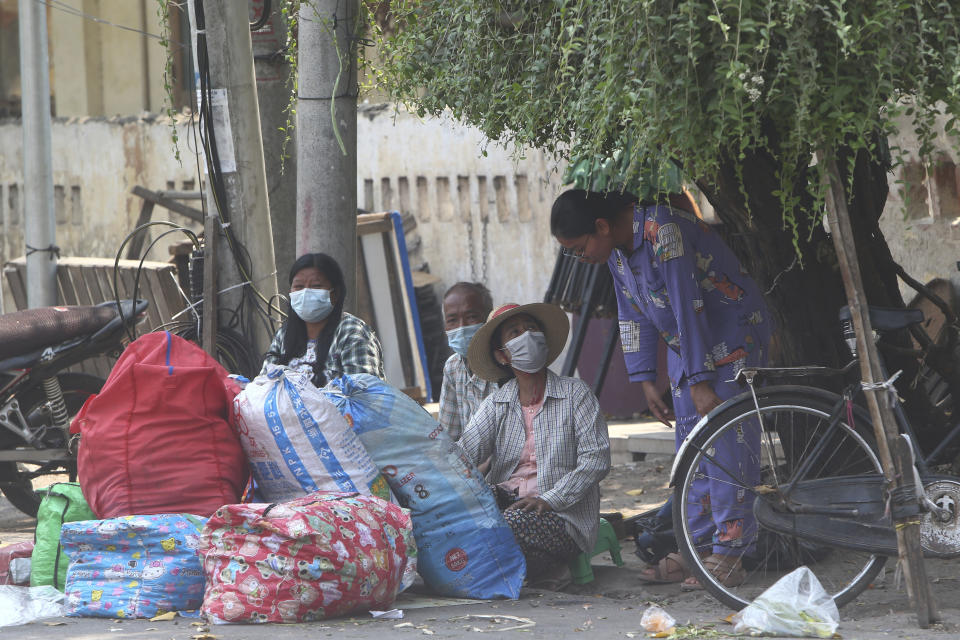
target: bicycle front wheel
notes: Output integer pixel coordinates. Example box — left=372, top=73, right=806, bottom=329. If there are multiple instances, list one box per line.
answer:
left=672, top=386, right=887, bottom=610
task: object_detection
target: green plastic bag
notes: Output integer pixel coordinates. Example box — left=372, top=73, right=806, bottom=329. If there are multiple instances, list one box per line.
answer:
left=31, top=483, right=95, bottom=590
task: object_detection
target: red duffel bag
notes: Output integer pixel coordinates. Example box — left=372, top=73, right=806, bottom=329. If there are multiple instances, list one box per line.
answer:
left=75, top=331, right=248, bottom=518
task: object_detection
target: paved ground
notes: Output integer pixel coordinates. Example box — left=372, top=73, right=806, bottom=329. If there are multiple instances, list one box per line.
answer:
left=1, top=450, right=959, bottom=637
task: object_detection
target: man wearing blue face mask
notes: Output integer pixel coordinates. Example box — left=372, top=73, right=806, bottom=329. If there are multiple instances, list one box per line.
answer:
left=262, top=253, right=385, bottom=386
left=437, top=282, right=498, bottom=442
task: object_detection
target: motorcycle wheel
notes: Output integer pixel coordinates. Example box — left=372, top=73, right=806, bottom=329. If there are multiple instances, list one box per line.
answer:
left=0, top=372, right=104, bottom=518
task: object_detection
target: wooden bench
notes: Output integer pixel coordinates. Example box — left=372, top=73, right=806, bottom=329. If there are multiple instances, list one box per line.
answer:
left=3, top=257, right=187, bottom=378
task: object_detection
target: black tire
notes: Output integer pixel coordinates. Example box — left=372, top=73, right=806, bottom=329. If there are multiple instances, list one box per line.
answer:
left=0, top=373, right=104, bottom=518
left=672, top=386, right=887, bottom=610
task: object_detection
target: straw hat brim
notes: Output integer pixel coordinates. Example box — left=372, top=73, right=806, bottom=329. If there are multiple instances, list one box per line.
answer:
left=466, top=303, right=570, bottom=382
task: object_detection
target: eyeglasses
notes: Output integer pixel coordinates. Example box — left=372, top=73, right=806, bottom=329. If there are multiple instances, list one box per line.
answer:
left=560, top=233, right=595, bottom=259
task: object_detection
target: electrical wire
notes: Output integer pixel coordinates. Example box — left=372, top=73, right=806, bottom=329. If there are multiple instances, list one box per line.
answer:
left=190, top=0, right=285, bottom=332
left=165, top=320, right=259, bottom=377
left=40, top=0, right=280, bottom=335
left=113, top=222, right=200, bottom=343
left=132, top=227, right=205, bottom=330
left=53, top=0, right=277, bottom=371
left=37, top=0, right=190, bottom=49
left=110, top=217, right=263, bottom=377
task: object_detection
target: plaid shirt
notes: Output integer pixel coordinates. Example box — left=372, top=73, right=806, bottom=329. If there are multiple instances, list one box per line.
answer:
left=458, top=370, right=611, bottom=552
left=261, top=312, right=386, bottom=384
left=438, top=354, right=498, bottom=442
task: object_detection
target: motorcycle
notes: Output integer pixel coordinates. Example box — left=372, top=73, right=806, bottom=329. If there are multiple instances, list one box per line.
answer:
left=0, top=299, right=146, bottom=516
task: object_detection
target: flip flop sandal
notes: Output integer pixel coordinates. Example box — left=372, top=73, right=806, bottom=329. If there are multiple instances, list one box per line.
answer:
left=637, top=553, right=691, bottom=584
left=680, top=553, right=746, bottom=591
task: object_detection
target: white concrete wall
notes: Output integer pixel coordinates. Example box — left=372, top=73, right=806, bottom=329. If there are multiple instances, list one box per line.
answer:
left=49, top=0, right=169, bottom=117
left=0, top=114, right=200, bottom=312
left=3, top=103, right=954, bottom=318
left=0, top=105, right=569, bottom=318
left=357, top=104, right=567, bottom=307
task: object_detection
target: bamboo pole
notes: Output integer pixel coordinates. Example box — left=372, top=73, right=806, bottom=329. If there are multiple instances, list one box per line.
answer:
left=821, top=152, right=939, bottom=627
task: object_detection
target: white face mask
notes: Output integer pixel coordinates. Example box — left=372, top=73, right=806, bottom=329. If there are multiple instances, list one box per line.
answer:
left=504, top=331, right=548, bottom=373
left=290, top=287, right=333, bottom=323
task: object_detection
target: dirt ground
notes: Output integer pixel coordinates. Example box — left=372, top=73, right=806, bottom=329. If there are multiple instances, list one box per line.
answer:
left=1, top=459, right=960, bottom=638
left=588, top=456, right=960, bottom=638
left=599, top=454, right=674, bottom=518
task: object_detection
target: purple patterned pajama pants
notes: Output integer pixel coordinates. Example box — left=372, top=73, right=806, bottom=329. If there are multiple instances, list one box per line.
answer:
left=674, top=374, right=761, bottom=556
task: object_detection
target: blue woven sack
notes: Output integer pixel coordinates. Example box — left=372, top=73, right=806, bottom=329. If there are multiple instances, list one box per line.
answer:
left=323, top=374, right=525, bottom=599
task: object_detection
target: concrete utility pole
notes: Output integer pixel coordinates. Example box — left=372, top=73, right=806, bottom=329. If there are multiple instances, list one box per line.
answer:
left=187, top=0, right=278, bottom=355
left=18, top=0, right=57, bottom=308
left=296, top=0, right=359, bottom=309
left=251, top=0, right=297, bottom=287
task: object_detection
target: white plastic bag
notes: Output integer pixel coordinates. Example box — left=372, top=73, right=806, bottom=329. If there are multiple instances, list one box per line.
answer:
left=732, top=567, right=839, bottom=638
left=640, top=605, right=676, bottom=633
left=8, top=558, right=30, bottom=585
left=0, top=585, right=64, bottom=627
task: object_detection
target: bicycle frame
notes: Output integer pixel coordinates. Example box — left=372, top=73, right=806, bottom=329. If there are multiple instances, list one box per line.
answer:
left=669, top=351, right=959, bottom=492
left=669, top=362, right=859, bottom=488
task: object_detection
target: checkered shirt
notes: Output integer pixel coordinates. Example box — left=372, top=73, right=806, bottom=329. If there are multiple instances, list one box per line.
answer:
left=437, top=354, right=498, bottom=442
left=261, top=312, right=385, bottom=384
left=458, top=370, right=611, bottom=552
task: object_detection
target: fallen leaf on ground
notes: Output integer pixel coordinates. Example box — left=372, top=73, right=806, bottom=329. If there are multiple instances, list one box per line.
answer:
left=151, top=612, right=177, bottom=622
left=394, top=622, right=414, bottom=628
left=191, top=634, right=218, bottom=640
left=450, top=614, right=536, bottom=632
left=625, top=488, right=645, bottom=496
left=43, top=622, right=67, bottom=626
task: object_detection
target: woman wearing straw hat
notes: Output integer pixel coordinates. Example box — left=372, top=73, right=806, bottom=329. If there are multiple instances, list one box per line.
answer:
left=459, top=302, right=611, bottom=589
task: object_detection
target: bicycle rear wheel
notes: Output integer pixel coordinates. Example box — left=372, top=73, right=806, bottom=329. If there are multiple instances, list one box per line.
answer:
left=672, top=386, right=887, bottom=610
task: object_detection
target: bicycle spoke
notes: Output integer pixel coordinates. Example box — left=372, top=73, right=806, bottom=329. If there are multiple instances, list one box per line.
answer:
left=686, top=444, right=757, bottom=493
left=674, top=393, right=885, bottom=610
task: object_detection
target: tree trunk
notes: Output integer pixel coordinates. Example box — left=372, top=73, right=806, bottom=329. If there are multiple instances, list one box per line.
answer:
left=697, top=127, right=954, bottom=451
left=696, top=128, right=903, bottom=368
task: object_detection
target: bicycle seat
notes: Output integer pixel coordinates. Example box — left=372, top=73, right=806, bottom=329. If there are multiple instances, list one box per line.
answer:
left=838, top=305, right=924, bottom=332
left=0, top=305, right=118, bottom=361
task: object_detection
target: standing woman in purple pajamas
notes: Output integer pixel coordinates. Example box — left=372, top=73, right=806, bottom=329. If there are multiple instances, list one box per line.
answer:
left=551, top=189, right=772, bottom=590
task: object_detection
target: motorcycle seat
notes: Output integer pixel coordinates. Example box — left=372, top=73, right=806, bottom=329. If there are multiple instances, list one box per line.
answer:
left=0, top=305, right=118, bottom=362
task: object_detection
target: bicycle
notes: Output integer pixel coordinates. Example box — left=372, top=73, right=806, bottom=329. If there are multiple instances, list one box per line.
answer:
left=669, top=304, right=960, bottom=610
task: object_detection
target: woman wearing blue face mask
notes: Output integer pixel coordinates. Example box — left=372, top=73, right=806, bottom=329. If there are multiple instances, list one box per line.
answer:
left=261, top=253, right=385, bottom=386
left=459, top=302, right=611, bottom=590
left=438, top=282, right=498, bottom=442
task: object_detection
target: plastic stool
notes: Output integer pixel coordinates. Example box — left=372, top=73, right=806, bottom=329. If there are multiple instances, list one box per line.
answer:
left=569, top=517, right=625, bottom=584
